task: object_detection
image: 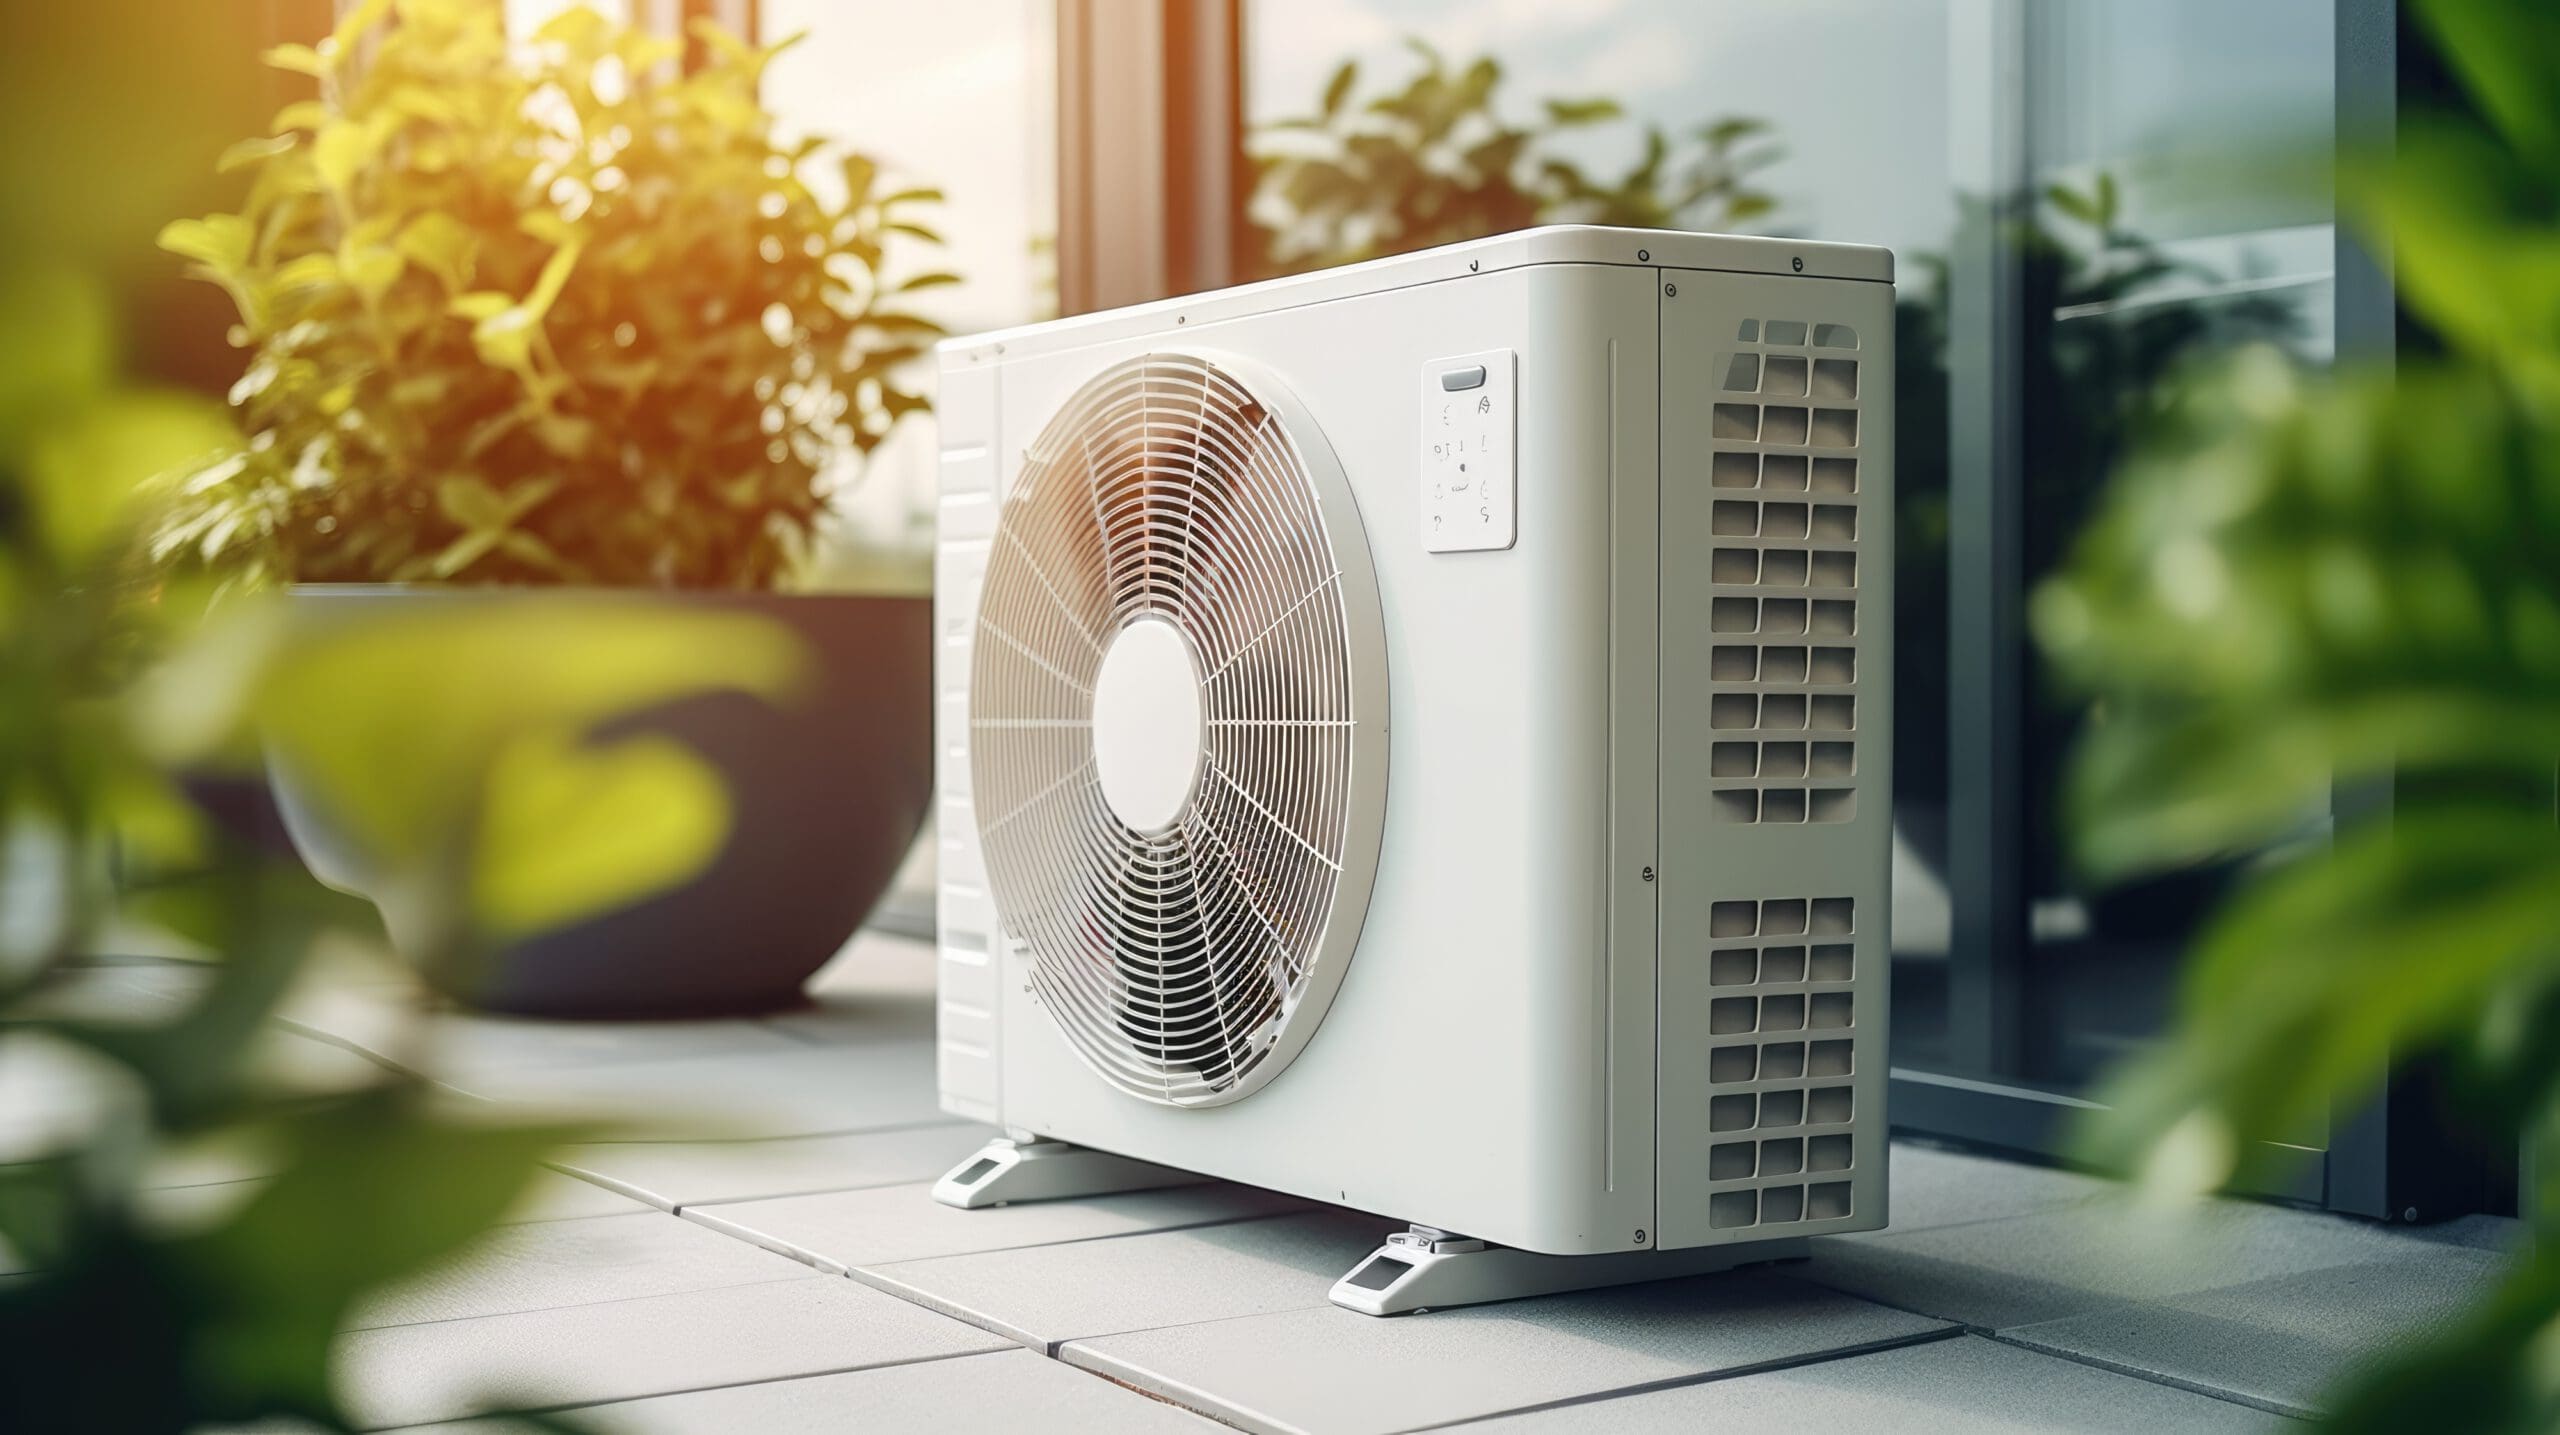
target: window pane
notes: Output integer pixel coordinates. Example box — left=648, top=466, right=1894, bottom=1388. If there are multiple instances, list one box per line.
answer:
left=1240, top=0, right=1959, bottom=1062
left=1243, top=2, right=1953, bottom=272
left=762, top=1, right=1058, bottom=935
left=766, top=0, right=1056, bottom=577
left=2013, top=0, right=2335, bottom=1092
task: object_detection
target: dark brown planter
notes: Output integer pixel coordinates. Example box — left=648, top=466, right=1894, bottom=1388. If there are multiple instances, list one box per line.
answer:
left=268, top=586, right=930, bottom=1017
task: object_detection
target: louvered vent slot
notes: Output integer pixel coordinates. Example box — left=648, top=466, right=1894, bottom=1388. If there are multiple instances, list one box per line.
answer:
left=1706, top=317, right=1863, bottom=823
left=969, top=354, right=1379, bottom=1108
left=1698, top=895, right=1861, bottom=1228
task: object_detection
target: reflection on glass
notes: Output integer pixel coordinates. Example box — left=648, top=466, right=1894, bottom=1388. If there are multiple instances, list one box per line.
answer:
left=1240, top=0, right=1958, bottom=1060
left=2015, top=0, right=2336, bottom=1089
left=761, top=0, right=1058, bottom=933
left=1245, top=0, right=1955, bottom=261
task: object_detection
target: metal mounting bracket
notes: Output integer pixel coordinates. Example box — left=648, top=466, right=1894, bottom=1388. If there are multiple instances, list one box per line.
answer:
left=1329, top=1224, right=1810, bottom=1316
left=930, top=1137, right=1203, bottom=1209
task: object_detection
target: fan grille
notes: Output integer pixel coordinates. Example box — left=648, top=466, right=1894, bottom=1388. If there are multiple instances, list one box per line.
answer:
left=970, top=353, right=1380, bottom=1107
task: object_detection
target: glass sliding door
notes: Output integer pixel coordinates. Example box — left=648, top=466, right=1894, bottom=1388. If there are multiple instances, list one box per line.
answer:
left=1908, top=0, right=2346, bottom=1183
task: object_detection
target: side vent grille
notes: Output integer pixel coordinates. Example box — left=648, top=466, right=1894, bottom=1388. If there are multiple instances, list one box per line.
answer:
left=1697, top=895, right=1862, bottom=1229
left=1706, top=317, right=1863, bottom=824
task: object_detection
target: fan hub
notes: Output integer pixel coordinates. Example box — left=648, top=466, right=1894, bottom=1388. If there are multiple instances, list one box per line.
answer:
left=1090, top=616, right=1206, bottom=835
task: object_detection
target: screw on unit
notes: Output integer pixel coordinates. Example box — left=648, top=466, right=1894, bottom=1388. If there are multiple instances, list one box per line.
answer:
left=1635, top=1228, right=1648, bottom=1244
left=1792, top=256, right=1805, bottom=272
left=1641, top=866, right=1655, bottom=883
left=1663, top=283, right=1677, bottom=298
left=1637, top=248, right=1650, bottom=262
left=2403, top=1206, right=2420, bottom=1222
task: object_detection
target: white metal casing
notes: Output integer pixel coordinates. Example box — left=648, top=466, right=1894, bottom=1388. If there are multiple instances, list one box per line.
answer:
left=934, top=225, right=1895, bottom=1257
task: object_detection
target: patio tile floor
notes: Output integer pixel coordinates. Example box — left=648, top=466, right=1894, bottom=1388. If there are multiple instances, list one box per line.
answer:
left=56, top=932, right=2524, bottom=1431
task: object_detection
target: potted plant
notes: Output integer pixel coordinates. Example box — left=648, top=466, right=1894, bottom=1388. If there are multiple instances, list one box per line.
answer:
left=154, top=0, right=952, bottom=1015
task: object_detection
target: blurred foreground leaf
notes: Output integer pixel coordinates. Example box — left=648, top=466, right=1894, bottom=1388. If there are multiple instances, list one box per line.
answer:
left=2039, top=0, right=2560, bottom=1427
left=174, top=1092, right=583, bottom=1419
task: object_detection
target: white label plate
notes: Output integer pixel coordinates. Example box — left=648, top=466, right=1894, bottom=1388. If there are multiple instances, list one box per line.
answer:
left=1419, top=348, right=1516, bottom=553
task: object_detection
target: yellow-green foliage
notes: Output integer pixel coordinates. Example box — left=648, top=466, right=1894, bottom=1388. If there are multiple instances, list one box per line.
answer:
left=158, top=0, right=952, bottom=589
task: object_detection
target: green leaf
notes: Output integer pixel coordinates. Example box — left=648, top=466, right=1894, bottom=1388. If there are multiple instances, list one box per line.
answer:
left=2414, top=0, right=2560, bottom=174
left=839, top=153, right=878, bottom=205
left=2318, top=1240, right=2560, bottom=1433
left=1544, top=97, right=1623, bottom=127
left=312, top=116, right=389, bottom=195
left=470, top=724, right=731, bottom=937
left=447, top=291, right=513, bottom=322
left=339, top=242, right=402, bottom=305
left=521, top=240, right=583, bottom=323
left=860, top=312, right=950, bottom=338
left=437, top=474, right=511, bottom=531
left=1700, top=116, right=1768, bottom=148
left=2045, top=181, right=2101, bottom=226
left=892, top=271, right=963, bottom=293
left=25, top=390, right=236, bottom=561
left=2078, top=806, right=2560, bottom=1197
left=245, top=600, right=808, bottom=932
left=261, top=42, right=329, bottom=79
left=216, top=135, right=297, bottom=174
left=1318, top=61, right=1359, bottom=122
left=397, top=213, right=478, bottom=291
left=157, top=215, right=253, bottom=273
left=327, top=0, right=393, bottom=58
left=270, top=99, right=332, bottom=133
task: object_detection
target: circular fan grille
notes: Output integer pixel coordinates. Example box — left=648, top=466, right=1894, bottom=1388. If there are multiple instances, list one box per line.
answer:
left=970, top=352, right=1386, bottom=1108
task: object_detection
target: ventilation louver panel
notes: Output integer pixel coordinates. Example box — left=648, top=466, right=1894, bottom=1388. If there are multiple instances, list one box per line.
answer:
left=969, top=353, right=1384, bottom=1108
left=1700, top=895, right=1863, bottom=1229
left=1706, top=317, right=1864, bottom=824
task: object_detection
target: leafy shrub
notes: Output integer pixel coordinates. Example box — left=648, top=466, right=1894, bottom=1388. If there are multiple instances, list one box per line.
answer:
left=158, top=0, right=952, bottom=589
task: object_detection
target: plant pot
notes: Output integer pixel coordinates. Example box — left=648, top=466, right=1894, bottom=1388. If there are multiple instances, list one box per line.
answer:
left=267, top=586, right=931, bottom=1017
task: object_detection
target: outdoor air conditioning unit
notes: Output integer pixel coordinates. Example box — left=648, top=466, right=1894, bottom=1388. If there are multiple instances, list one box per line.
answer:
left=928, top=226, right=1894, bottom=1314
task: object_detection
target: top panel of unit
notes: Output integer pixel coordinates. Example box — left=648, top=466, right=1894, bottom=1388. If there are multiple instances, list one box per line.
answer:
left=938, top=225, right=1894, bottom=367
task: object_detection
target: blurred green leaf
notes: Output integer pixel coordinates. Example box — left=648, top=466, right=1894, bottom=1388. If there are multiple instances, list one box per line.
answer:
left=1321, top=61, right=1357, bottom=119
left=470, top=724, right=730, bottom=938
left=177, top=1092, right=578, bottom=1416
left=2038, top=4, right=2560, bottom=1426
left=261, top=43, right=328, bottom=79
left=248, top=601, right=804, bottom=886
left=2413, top=0, right=2560, bottom=175
left=2082, top=807, right=2560, bottom=1197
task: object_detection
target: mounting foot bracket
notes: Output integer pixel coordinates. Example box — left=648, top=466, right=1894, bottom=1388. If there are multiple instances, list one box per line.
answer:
left=1329, top=1225, right=1810, bottom=1316
left=930, top=1137, right=1203, bottom=1209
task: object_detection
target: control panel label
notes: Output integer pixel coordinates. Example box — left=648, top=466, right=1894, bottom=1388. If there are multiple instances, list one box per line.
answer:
left=1420, top=348, right=1517, bottom=553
